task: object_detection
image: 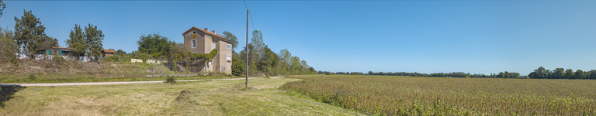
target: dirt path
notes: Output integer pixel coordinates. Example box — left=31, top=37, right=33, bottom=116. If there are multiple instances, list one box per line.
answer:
left=0, top=77, right=257, bottom=86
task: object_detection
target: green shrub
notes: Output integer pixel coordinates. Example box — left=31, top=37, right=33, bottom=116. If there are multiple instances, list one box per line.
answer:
left=165, top=76, right=176, bottom=84
left=54, top=56, right=64, bottom=65
left=29, top=74, right=36, bottom=80
left=105, top=55, right=119, bottom=62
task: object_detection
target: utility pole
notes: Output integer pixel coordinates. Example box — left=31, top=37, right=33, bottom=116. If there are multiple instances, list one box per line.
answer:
left=245, top=9, right=249, bottom=88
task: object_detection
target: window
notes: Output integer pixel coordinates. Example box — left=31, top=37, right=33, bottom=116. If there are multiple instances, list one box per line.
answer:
left=212, top=42, right=217, bottom=50
left=192, top=39, right=196, bottom=48
left=227, top=44, right=231, bottom=49
left=226, top=53, right=232, bottom=63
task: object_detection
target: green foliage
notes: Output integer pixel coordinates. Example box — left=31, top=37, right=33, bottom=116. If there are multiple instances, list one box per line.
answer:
left=575, top=70, right=585, bottom=79
left=250, top=30, right=265, bottom=61
left=54, top=55, right=64, bottom=61
left=0, top=27, right=19, bottom=65
left=14, top=10, right=58, bottom=58
left=231, top=52, right=245, bottom=76
left=28, top=74, right=36, bottom=80
left=84, top=24, right=104, bottom=60
left=104, top=55, right=130, bottom=63
left=164, top=76, right=176, bottom=84
left=0, top=0, right=5, bottom=18
left=190, top=49, right=217, bottom=61
left=169, top=42, right=187, bottom=61
left=115, top=49, right=126, bottom=56
left=66, top=24, right=86, bottom=59
left=137, top=33, right=171, bottom=58
left=222, top=31, right=238, bottom=51
left=554, top=68, right=565, bottom=79
left=135, top=52, right=151, bottom=63
left=105, top=55, right=117, bottom=62
left=238, top=41, right=315, bottom=76
left=565, top=69, right=575, bottom=79
left=529, top=67, right=596, bottom=79
left=363, top=71, right=526, bottom=78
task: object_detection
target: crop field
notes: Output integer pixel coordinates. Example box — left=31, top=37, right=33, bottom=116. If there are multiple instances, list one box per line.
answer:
left=281, top=75, right=596, bottom=115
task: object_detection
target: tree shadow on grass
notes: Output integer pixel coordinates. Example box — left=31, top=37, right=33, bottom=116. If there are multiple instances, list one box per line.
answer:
left=0, top=85, right=26, bottom=108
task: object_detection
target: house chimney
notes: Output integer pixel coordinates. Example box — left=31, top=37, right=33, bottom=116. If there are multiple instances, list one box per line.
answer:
left=212, top=30, right=216, bottom=34
left=204, top=28, right=209, bottom=32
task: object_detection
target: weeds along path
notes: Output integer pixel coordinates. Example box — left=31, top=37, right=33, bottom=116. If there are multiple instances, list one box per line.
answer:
left=0, top=77, right=257, bottom=86
left=0, top=77, right=362, bottom=116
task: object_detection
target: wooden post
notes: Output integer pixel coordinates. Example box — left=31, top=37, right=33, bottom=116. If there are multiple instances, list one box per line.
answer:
left=246, top=9, right=249, bottom=88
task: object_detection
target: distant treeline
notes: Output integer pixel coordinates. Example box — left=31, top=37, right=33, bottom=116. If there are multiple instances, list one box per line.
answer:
left=318, top=71, right=525, bottom=78
left=528, top=66, right=596, bottom=79
left=319, top=66, right=596, bottom=79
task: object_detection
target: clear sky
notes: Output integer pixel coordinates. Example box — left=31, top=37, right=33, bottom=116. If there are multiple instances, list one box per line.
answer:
left=1, top=0, right=595, bottom=75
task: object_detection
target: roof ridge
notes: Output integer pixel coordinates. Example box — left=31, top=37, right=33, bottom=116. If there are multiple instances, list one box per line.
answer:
left=182, top=27, right=232, bottom=43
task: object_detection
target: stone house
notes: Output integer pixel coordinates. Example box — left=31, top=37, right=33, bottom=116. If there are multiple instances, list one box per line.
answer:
left=182, top=27, right=233, bottom=74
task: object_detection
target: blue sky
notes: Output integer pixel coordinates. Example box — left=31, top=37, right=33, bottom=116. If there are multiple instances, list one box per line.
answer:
left=1, top=0, right=595, bottom=75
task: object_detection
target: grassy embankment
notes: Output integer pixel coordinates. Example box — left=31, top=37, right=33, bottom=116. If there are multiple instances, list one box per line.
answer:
left=0, top=77, right=362, bottom=116
left=281, top=75, right=596, bottom=115
left=0, top=61, right=232, bottom=83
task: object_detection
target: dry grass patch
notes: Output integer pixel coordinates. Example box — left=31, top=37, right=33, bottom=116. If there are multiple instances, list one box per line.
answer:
left=0, top=77, right=362, bottom=116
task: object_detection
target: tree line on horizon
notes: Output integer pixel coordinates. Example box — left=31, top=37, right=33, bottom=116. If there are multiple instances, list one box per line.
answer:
left=319, top=71, right=525, bottom=78
left=128, top=29, right=316, bottom=76
left=319, top=66, right=596, bottom=79
left=0, top=1, right=110, bottom=64
left=231, top=30, right=316, bottom=76
left=528, top=66, right=596, bottom=79
left=0, top=1, right=316, bottom=77
left=0, top=4, right=74, bottom=65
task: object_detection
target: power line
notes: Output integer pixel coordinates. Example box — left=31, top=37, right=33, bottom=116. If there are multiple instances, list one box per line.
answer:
left=243, top=0, right=256, bottom=30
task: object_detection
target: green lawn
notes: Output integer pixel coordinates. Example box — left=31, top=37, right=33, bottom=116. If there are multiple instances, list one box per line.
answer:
left=0, top=77, right=362, bottom=116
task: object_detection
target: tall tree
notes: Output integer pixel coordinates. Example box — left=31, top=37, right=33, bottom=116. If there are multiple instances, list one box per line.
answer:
left=279, top=49, right=291, bottom=74
left=231, top=52, right=245, bottom=76
left=84, top=24, right=104, bottom=60
left=291, top=56, right=301, bottom=74
left=554, top=68, right=565, bottom=79
left=545, top=70, right=553, bottom=79
left=115, top=49, right=125, bottom=56
left=250, top=30, right=265, bottom=61
left=262, top=46, right=279, bottom=76
left=14, top=10, right=57, bottom=58
left=137, top=33, right=170, bottom=58
left=222, top=31, right=238, bottom=51
left=0, top=27, right=19, bottom=65
left=0, top=0, right=6, bottom=18
left=169, top=42, right=187, bottom=73
left=536, top=66, right=546, bottom=79
left=590, top=70, right=596, bottom=79
left=575, top=70, right=585, bottom=79
left=565, top=69, right=575, bottom=79
left=66, top=24, right=86, bottom=60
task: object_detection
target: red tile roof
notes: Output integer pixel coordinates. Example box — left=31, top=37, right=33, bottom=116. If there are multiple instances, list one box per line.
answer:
left=182, top=27, right=232, bottom=43
left=102, top=49, right=115, bottom=54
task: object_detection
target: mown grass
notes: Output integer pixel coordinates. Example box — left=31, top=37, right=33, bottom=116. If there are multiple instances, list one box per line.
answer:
left=281, top=75, right=596, bottom=115
left=0, top=74, right=232, bottom=83
left=0, top=77, right=362, bottom=115
left=0, top=60, right=209, bottom=83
